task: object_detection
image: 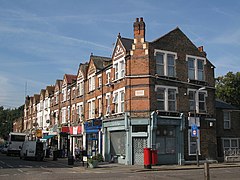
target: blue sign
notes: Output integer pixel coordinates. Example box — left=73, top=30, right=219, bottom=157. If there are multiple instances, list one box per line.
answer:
left=191, top=124, right=198, bottom=137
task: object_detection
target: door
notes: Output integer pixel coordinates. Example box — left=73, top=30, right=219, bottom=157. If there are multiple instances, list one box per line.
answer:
left=132, top=137, right=147, bottom=165
left=156, top=125, right=178, bottom=164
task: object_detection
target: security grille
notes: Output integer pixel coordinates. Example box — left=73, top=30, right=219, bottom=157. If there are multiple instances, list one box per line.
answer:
left=133, top=137, right=147, bottom=165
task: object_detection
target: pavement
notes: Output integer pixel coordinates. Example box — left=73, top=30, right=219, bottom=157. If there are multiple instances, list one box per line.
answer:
left=45, top=157, right=240, bottom=173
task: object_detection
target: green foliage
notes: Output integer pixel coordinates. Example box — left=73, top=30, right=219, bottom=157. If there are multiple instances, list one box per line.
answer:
left=216, top=72, right=240, bottom=108
left=88, top=154, right=104, bottom=163
left=0, top=105, right=24, bottom=139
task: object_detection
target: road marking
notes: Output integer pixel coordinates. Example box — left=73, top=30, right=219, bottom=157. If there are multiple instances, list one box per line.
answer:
left=0, top=160, right=5, bottom=164
left=6, top=164, right=13, bottom=168
left=18, top=169, right=23, bottom=173
left=0, top=174, right=9, bottom=177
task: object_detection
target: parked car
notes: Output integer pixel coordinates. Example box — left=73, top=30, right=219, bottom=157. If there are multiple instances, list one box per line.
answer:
left=1, top=144, right=8, bottom=154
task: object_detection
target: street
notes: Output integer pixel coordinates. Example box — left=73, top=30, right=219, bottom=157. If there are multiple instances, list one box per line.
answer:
left=1, top=153, right=240, bottom=180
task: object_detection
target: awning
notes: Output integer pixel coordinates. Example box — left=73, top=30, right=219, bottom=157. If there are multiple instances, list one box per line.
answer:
left=42, top=135, right=55, bottom=140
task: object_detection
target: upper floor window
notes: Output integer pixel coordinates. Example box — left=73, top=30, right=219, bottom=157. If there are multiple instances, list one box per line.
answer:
left=55, top=92, right=59, bottom=104
left=105, top=93, right=111, bottom=115
left=61, top=107, right=66, bottom=124
left=112, top=88, right=125, bottom=114
left=77, top=103, right=83, bottom=121
left=98, top=97, right=102, bottom=117
left=106, top=69, right=111, bottom=85
left=77, top=81, right=84, bottom=96
left=188, top=89, right=207, bottom=113
left=156, top=86, right=177, bottom=112
left=97, top=75, right=102, bottom=88
left=113, top=58, right=125, bottom=80
left=224, top=111, right=231, bottom=129
left=187, top=55, right=206, bottom=81
left=88, top=98, right=95, bottom=119
left=62, top=88, right=67, bottom=102
left=88, top=75, right=95, bottom=92
left=155, top=50, right=177, bottom=77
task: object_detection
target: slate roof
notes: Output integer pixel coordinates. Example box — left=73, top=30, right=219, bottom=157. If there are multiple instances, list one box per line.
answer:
left=215, top=99, right=239, bottom=110
left=91, top=55, right=112, bottom=70
left=65, top=74, right=77, bottom=84
left=120, top=37, right=134, bottom=52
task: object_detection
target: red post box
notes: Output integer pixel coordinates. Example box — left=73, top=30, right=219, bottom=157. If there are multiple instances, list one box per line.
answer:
left=151, top=150, right=158, bottom=165
left=144, top=148, right=152, bottom=169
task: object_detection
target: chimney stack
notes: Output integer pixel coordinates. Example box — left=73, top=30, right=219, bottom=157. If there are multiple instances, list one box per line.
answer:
left=133, top=17, right=145, bottom=41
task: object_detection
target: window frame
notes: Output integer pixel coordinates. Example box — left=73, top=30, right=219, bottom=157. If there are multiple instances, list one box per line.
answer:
left=223, top=111, right=231, bottom=129
left=188, top=89, right=208, bottom=113
left=154, top=49, right=177, bottom=77
left=186, top=55, right=206, bottom=81
left=155, top=85, right=178, bottom=112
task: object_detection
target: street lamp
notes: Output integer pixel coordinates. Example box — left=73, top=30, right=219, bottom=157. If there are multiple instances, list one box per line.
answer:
left=194, top=86, right=206, bottom=167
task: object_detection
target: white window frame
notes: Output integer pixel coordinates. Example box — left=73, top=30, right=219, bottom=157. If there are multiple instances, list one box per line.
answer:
left=222, top=138, right=239, bottom=151
left=112, top=87, right=125, bottom=114
left=105, top=93, right=111, bottom=116
left=188, top=89, right=208, bottom=113
left=97, top=96, right=102, bottom=117
left=62, top=87, right=67, bottom=102
left=154, top=49, right=177, bottom=77
left=88, top=74, right=95, bottom=92
left=106, top=69, right=111, bottom=85
left=188, top=129, right=201, bottom=155
left=113, top=57, right=125, bottom=81
left=87, top=98, right=96, bottom=119
left=186, top=55, right=206, bottom=81
left=61, top=107, right=66, bottom=124
left=97, top=74, right=102, bottom=88
left=155, top=85, right=178, bottom=112
left=77, top=102, right=84, bottom=122
left=223, top=111, right=231, bottom=129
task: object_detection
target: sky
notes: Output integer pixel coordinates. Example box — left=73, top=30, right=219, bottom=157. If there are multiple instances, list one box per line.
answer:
left=0, top=0, right=240, bottom=109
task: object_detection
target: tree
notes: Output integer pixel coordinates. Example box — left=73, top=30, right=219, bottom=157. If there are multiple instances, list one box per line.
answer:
left=215, top=72, right=240, bottom=108
left=0, top=105, right=24, bottom=140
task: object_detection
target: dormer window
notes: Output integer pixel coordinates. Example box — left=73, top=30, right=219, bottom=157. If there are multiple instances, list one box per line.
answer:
left=155, top=49, right=177, bottom=77
left=187, top=55, right=206, bottom=81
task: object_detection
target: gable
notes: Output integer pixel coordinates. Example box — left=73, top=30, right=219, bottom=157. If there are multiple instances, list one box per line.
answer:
left=87, top=59, right=96, bottom=76
left=152, top=28, right=205, bottom=57
left=112, top=39, right=126, bottom=61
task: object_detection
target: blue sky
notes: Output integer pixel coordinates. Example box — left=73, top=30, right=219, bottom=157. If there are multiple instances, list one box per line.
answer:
left=0, top=0, right=239, bottom=108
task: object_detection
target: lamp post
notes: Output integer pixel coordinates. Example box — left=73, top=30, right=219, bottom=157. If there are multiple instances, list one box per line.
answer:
left=194, top=86, right=206, bottom=167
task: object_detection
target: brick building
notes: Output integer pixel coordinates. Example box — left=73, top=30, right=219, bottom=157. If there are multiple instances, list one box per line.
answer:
left=22, top=17, right=217, bottom=165
left=216, top=99, right=240, bottom=162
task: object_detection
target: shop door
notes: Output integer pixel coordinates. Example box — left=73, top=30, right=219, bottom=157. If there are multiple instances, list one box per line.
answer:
left=156, top=125, right=178, bottom=164
left=132, top=137, right=147, bottom=165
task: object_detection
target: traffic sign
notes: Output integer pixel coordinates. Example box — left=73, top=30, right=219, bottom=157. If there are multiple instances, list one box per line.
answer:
left=191, top=124, right=198, bottom=137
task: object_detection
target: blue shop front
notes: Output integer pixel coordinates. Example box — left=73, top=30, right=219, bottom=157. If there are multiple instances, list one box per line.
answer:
left=84, top=119, right=102, bottom=157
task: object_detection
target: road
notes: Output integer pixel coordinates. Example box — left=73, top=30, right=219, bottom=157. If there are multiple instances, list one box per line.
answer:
left=1, top=153, right=240, bottom=179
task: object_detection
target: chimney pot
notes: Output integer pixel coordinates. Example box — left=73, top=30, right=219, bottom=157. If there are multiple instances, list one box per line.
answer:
left=198, top=46, right=204, bottom=52
left=136, top=18, right=139, bottom=22
left=140, top=17, right=143, bottom=22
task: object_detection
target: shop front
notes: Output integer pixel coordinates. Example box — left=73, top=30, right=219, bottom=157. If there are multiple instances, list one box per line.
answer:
left=69, top=125, right=83, bottom=157
left=84, top=119, right=102, bottom=157
left=59, top=126, right=69, bottom=158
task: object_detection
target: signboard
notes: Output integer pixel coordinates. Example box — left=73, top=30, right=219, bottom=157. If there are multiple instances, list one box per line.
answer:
left=191, top=124, right=198, bottom=137
left=188, top=117, right=200, bottom=127
left=36, top=129, right=42, bottom=138
left=69, top=126, right=82, bottom=135
left=83, top=156, right=88, bottom=162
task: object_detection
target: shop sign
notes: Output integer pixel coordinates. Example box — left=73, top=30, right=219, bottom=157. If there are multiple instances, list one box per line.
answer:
left=69, top=126, right=82, bottom=135
left=61, top=126, right=69, bottom=133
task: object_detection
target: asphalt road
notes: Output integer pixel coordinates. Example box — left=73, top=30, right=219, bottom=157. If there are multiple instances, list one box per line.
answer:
left=1, top=153, right=240, bottom=180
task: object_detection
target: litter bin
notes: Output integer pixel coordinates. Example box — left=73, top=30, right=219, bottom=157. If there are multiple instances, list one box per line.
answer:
left=151, top=150, right=158, bottom=165
left=68, top=155, right=74, bottom=165
left=53, top=150, right=58, bottom=161
left=144, top=148, right=152, bottom=169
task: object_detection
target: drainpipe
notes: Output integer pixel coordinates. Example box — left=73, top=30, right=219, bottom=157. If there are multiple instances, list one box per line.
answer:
left=150, top=111, right=156, bottom=148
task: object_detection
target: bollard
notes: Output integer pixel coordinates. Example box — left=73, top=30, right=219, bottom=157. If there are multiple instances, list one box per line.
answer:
left=204, top=162, right=210, bottom=180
